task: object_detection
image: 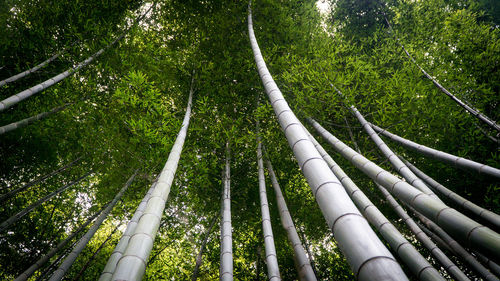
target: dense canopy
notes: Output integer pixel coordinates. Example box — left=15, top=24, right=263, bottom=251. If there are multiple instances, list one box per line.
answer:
left=0, top=0, right=499, bottom=280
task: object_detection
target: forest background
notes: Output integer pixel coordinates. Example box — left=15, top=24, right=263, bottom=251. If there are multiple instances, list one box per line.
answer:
left=0, top=0, right=499, bottom=279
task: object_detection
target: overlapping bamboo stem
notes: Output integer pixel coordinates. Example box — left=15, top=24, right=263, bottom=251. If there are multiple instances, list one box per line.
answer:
left=0, top=52, right=61, bottom=87
left=257, top=133, right=281, bottom=281
left=48, top=171, right=138, bottom=281
left=307, top=131, right=445, bottom=281
left=0, top=172, right=91, bottom=233
left=111, top=80, right=193, bottom=281
left=410, top=208, right=499, bottom=281
left=191, top=215, right=218, bottom=281
left=0, top=156, right=82, bottom=204
left=0, top=103, right=70, bottom=135
left=248, top=3, right=408, bottom=280
left=308, top=118, right=500, bottom=263
left=400, top=156, right=500, bottom=230
left=220, top=142, right=233, bottom=281
left=14, top=206, right=104, bottom=281
left=352, top=107, right=441, bottom=202
left=265, top=155, right=317, bottom=281
left=369, top=123, right=500, bottom=179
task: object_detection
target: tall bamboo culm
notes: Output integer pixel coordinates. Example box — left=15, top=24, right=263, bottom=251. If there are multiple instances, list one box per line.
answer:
left=99, top=181, right=157, bottom=281
left=47, top=171, right=138, bottom=281
left=220, top=142, right=233, bottom=281
left=369, top=123, right=500, bottom=179
left=111, top=80, right=193, bottom=281
left=256, top=132, right=281, bottom=281
left=352, top=107, right=441, bottom=202
left=248, top=3, right=408, bottom=280
left=14, top=206, right=104, bottom=281
left=400, top=156, right=500, bottom=230
left=308, top=118, right=500, bottom=263
left=0, top=103, right=70, bottom=135
left=265, top=155, right=317, bottom=281
left=0, top=52, right=61, bottom=87
left=307, top=131, right=445, bottom=281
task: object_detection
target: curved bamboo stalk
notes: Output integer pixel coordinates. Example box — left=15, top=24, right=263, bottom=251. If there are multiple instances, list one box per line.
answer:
left=257, top=134, right=281, bottom=281
left=352, top=107, right=441, bottom=202
left=220, top=142, right=233, bottom=281
left=411, top=208, right=499, bottom=281
left=0, top=172, right=91, bottom=233
left=308, top=118, right=500, bottom=263
left=0, top=156, right=82, bottom=204
left=248, top=4, right=408, bottom=280
left=400, top=157, right=500, bottom=230
left=0, top=6, right=153, bottom=112
left=99, top=181, right=157, bottom=281
left=48, top=170, right=138, bottom=281
left=111, top=81, right=193, bottom=281
left=307, top=131, right=445, bottom=281
left=14, top=206, right=104, bottom=281
left=71, top=221, right=122, bottom=281
left=191, top=215, right=218, bottom=281
left=265, top=156, right=317, bottom=281
left=376, top=185, right=470, bottom=281
left=381, top=16, right=500, bottom=133
left=370, top=123, right=500, bottom=179
left=0, top=103, right=70, bottom=135
left=0, top=52, right=61, bottom=87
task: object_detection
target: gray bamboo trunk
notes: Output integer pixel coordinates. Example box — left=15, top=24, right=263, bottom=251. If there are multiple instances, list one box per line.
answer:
left=14, top=206, right=104, bottom=281
left=308, top=118, right=500, bottom=263
left=220, top=142, right=233, bottom=281
left=352, top=107, right=441, bottom=202
left=191, top=215, right=218, bottom=281
left=376, top=185, right=470, bottom=281
left=248, top=4, right=408, bottom=281
left=370, top=123, right=500, bottom=179
left=307, top=131, right=445, bottom=281
left=400, top=156, right=500, bottom=230
left=0, top=52, right=61, bottom=87
left=382, top=16, right=500, bottom=132
left=0, top=103, right=70, bottom=135
left=111, top=82, right=193, bottom=281
left=475, top=252, right=500, bottom=277
left=72, top=222, right=122, bottom=281
left=0, top=172, right=90, bottom=233
left=256, top=135, right=281, bottom=281
left=0, top=7, right=152, bottom=112
left=99, top=181, right=157, bottom=281
left=48, top=171, right=137, bottom=281
left=265, top=155, right=317, bottom=281
left=0, top=156, right=81, bottom=204
left=410, top=208, right=499, bottom=281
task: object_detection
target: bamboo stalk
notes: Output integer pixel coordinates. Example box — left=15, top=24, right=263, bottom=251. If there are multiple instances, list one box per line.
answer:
left=0, top=103, right=71, bottom=135
left=220, top=142, right=233, bottom=281
left=0, top=52, right=61, bottom=87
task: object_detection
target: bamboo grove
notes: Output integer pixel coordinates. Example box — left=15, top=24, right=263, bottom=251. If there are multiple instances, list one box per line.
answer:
left=0, top=0, right=499, bottom=280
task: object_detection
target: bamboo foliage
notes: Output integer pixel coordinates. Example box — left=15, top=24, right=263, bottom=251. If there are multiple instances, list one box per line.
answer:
left=400, top=156, right=500, bottom=230
left=256, top=133, right=281, bottom=281
left=410, top=208, right=499, bottom=281
left=264, top=155, right=317, bottom=281
left=220, top=142, right=233, bottom=281
left=248, top=3, right=408, bottom=280
left=99, top=182, right=157, bottom=281
left=14, top=206, right=104, bottom=281
left=308, top=118, right=500, bottom=263
left=0, top=172, right=91, bottom=233
left=370, top=123, right=500, bottom=179
left=48, top=170, right=138, bottom=281
left=0, top=52, right=61, bottom=87
left=0, top=103, right=70, bottom=135
left=111, top=81, right=193, bottom=281
left=0, top=6, right=153, bottom=112
left=0, top=156, right=82, bottom=204
left=376, top=185, right=471, bottom=281
left=307, top=131, right=445, bottom=281
left=352, top=107, right=441, bottom=202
